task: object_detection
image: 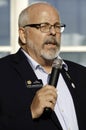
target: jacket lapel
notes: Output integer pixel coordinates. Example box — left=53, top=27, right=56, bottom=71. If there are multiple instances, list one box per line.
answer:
left=10, top=49, right=38, bottom=82
left=61, top=67, right=83, bottom=130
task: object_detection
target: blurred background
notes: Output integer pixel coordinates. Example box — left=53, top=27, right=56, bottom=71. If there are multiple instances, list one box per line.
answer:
left=0, top=0, right=86, bottom=66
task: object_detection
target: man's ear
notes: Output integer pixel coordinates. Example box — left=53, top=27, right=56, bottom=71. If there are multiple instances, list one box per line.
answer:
left=19, top=27, right=26, bottom=44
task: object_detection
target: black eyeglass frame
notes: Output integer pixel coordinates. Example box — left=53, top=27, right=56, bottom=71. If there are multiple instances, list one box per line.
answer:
left=23, top=22, right=66, bottom=33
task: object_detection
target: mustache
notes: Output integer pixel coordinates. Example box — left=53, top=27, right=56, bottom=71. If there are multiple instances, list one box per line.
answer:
left=43, top=37, right=60, bottom=47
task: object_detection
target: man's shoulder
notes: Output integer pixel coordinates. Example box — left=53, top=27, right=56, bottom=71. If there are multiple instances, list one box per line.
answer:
left=64, top=59, right=86, bottom=72
left=0, top=49, right=23, bottom=64
left=0, top=53, right=15, bottom=64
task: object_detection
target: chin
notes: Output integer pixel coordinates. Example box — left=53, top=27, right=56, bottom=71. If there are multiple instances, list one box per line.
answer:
left=42, top=53, right=58, bottom=60
left=41, top=50, right=60, bottom=60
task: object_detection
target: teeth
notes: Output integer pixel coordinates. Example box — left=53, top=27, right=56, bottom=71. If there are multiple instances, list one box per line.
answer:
left=47, top=43, right=55, bottom=45
left=48, top=43, right=55, bottom=45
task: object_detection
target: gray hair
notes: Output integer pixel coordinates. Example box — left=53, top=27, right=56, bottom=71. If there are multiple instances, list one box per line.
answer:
left=18, top=7, right=29, bottom=27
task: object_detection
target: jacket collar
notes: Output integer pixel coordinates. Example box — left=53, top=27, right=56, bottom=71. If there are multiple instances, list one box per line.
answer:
left=11, top=48, right=38, bottom=82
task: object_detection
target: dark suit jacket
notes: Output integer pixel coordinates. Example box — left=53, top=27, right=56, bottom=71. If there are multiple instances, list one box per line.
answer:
left=0, top=49, right=86, bottom=130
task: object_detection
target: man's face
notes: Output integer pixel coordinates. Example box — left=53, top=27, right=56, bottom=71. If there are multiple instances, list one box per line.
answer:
left=20, top=4, right=61, bottom=62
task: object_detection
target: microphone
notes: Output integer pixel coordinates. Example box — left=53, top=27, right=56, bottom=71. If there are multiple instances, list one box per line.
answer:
left=44, top=58, right=63, bottom=115
left=48, top=58, right=62, bottom=87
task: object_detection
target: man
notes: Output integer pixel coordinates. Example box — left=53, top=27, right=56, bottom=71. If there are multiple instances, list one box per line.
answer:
left=0, top=2, right=86, bottom=130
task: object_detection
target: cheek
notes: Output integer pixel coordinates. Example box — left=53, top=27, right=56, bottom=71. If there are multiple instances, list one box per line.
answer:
left=28, top=30, right=44, bottom=45
left=56, top=33, right=61, bottom=42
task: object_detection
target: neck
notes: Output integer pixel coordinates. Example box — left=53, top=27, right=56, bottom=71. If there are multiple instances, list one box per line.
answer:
left=39, top=58, right=53, bottom=73
left=22, top=47, right=54, bottom=73
left=30, top=53, right=53, bottom=73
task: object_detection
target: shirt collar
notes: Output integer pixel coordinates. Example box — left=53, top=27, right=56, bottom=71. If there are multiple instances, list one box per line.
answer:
left=21, top=49, right=39, bottom=71
left=21, top=49, right=68, bottom=71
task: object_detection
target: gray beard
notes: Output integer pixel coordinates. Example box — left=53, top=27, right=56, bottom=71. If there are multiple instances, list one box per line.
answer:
left=41, top=48, right=60, bottom=60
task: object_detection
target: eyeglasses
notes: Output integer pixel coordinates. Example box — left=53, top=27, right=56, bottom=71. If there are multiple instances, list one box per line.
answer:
left=23, top=22, right=66, bottom=33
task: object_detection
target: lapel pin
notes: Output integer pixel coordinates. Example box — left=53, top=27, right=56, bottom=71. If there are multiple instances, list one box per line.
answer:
left=27, top=80, right=32, bottom=85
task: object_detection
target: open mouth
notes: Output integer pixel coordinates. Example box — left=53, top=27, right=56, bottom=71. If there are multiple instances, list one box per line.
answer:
left=43, top=37, right=60, bottom=49
left=44, top=38, right=58, bottom=47
left=45, top=42, right=57, bottom=47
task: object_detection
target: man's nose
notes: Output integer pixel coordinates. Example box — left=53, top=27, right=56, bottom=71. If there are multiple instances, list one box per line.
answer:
left=49, top=26, right=56, bottom=35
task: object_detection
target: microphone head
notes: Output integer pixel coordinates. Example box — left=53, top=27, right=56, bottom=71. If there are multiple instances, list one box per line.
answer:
left=52, top=58, right=63, bottom=69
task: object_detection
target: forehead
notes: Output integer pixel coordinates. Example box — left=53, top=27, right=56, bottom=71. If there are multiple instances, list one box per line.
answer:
left=27, top=3, right=60, bottom=24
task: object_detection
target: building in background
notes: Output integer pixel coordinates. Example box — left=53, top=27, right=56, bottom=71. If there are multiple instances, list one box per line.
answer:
left=0, top=0, right=86, bottom=66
